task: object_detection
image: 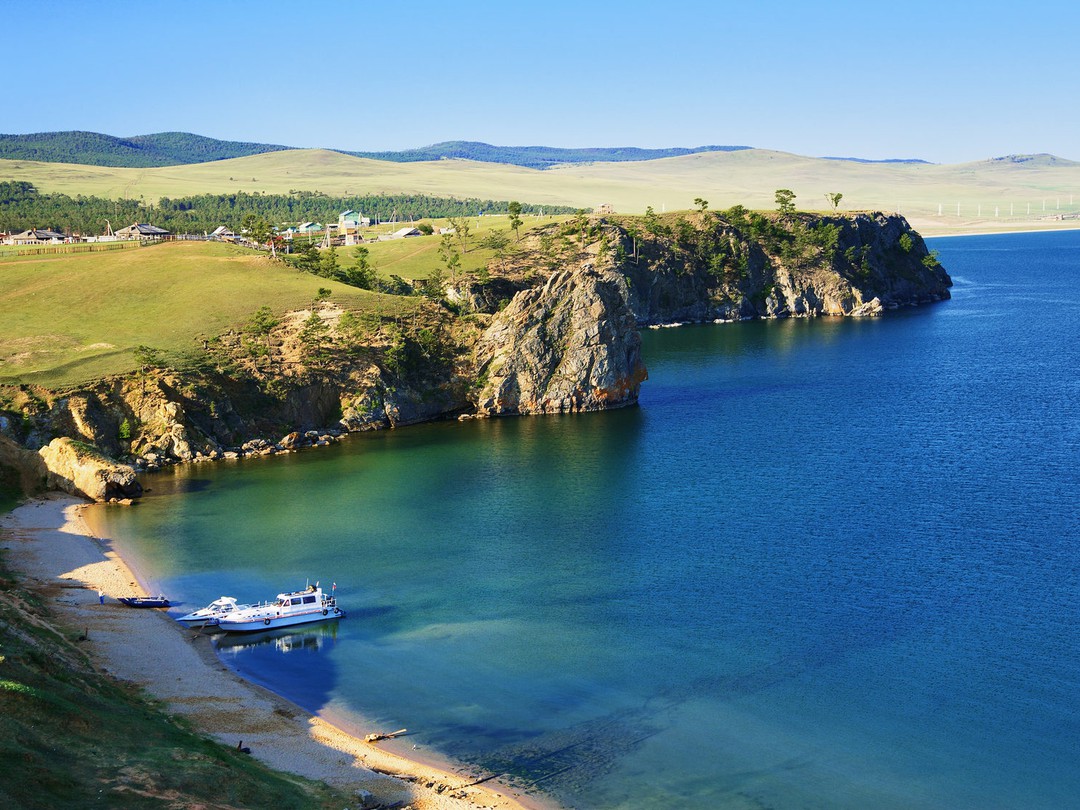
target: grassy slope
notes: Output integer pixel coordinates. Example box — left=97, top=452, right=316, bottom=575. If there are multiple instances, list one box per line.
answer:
left=0, top=553, right=348, bottom=810
left=2, top=148, right=1078, bottom=230
left=360, top=215, right=561, bottom=280
left=0, top=241, right=418, bottom=388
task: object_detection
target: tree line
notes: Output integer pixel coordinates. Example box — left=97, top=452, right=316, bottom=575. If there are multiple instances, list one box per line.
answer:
left=0, top=181, right=576, bottom=236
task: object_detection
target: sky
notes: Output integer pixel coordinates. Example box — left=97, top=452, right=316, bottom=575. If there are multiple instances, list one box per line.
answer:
left=3, top=0, right=1077, bottom=164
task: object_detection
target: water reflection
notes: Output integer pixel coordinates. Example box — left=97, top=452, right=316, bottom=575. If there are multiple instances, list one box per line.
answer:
left=214, top=622, right=341, bottom=656
left=212, top=623, right=342, bottom=712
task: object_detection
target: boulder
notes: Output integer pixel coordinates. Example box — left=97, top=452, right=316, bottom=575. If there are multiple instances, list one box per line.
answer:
left=38, top=438, right=142, bottom=502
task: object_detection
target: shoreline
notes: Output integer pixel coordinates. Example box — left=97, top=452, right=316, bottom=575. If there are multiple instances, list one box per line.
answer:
left=910, top=220, right=1080, bottom=239
left=0, top=494, right=555, bottom=810
left=922, top=225, right=1080, bottom=238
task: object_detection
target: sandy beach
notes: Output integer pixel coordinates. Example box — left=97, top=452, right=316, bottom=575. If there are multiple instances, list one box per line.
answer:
left=0, top=494, right=550, bottom=810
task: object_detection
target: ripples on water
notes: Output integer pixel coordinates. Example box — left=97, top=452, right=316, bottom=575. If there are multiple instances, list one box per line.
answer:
left=97, top=230, right=1080, bottom=809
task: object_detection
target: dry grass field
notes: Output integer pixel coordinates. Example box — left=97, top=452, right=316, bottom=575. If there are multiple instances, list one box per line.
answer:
left=2, top=148, right=1078, bottom=235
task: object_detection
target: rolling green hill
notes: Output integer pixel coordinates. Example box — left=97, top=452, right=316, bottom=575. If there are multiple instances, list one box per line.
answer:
left=0, top=241, right=419, bottom=388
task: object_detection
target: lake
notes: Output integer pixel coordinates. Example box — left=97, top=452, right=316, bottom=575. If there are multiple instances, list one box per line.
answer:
left=94, top=229, right=1080, bottom=809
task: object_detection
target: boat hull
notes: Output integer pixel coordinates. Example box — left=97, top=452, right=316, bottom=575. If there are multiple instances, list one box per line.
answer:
left=215, top=605, right=345, bottom=633
left=176, top=599, right=254, bottom=626
left=118, top=597, right=170, bottom=608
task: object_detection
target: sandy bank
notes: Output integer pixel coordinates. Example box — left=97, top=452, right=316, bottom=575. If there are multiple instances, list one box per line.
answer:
left=0, top=494, right=551, bottom=810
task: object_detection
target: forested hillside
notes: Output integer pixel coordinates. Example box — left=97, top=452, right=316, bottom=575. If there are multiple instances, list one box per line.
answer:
left=0, top=181, right=575, bottom=235
left=0, top=131, right=289, bottom=167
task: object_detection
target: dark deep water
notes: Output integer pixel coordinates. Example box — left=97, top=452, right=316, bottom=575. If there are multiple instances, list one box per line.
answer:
left=95, top=230, right=1080, bottom=808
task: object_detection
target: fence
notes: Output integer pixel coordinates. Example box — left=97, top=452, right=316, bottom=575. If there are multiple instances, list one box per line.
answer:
left=0, top=240, right=153, bottom=259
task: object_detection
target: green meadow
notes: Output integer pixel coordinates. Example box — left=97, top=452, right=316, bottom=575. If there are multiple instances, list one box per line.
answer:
left=0, top=241, right=418, bottom=388
left=349, top=214, right=562, bottom=280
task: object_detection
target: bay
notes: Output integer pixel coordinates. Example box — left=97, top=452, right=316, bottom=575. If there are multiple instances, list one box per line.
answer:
left=94, top=229, right=1080, bottom=808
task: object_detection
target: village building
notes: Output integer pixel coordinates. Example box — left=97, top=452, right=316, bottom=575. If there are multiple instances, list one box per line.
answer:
left=389, top=226, right=422, bottom=239
left=297, top=222, right=323, bottom=234
left=209, top=225, right=236, bottom=240
left=115, top=223, right=170, bottom=240
left=337, top=210, right=371, bottom=245
left=596, top=203, right=616, bottom=215
left=338, top=210, right=371, bottom=229
left=3, top=228, right=68, bottom=246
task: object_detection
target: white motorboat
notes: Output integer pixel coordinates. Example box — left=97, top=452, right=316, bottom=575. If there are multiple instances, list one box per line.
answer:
left=211, top=584, right=344, bottom=633
left=176, top=596, right=253, bottom=626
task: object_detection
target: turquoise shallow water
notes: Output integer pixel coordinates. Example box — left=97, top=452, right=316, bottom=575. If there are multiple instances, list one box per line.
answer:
left=95, top=230, right=1080, bottom=808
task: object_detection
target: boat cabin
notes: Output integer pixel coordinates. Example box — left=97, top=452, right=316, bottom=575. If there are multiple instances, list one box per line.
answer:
left=277, top=592, right=320, bottom=607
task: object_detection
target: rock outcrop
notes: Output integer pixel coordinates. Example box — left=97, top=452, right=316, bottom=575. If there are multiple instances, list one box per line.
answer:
left=38, top=437, right=142, bottom=502
left=474, top=265, right=647, bottom=415
left=619, top=212, right=951, bottom=324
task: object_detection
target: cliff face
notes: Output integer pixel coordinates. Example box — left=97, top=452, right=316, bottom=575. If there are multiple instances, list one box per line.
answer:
left=0, top=211, right=951, bottom=499
left=474, top=265, right=647, bottom=415
left=618, top=212, right=951, bottom=324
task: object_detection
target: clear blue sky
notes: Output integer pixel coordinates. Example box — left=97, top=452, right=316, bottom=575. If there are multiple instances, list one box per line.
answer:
left=4, top=0, right=1077, bottom=163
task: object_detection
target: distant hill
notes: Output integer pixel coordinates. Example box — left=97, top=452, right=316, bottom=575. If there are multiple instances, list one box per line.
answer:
left=821, top=155, right=932, bottom=165
left=0, top=131, right=753, bottom=170
left=0, top=131, right=290, bottom=168
left=342, top=141, right=754, bottom=169
left=984, top=153, right=1080, bottom=167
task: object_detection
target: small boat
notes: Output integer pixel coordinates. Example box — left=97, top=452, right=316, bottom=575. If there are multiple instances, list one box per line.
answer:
left=118, top=595, right=171, bottom=608
left=176, top=596, right=253, bottom=626
left=211, top=583, right=344, bottom=633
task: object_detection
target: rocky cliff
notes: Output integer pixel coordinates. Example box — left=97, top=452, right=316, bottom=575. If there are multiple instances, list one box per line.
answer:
left=616, top=211, right=950, bottom=324
left=474, top=264, right=646, bottom=415
left=0, top=210, right=950, bottom=500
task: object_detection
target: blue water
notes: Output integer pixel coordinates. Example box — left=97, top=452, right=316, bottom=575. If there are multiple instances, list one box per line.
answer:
left=94, top=230, right=1080, bottom=808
